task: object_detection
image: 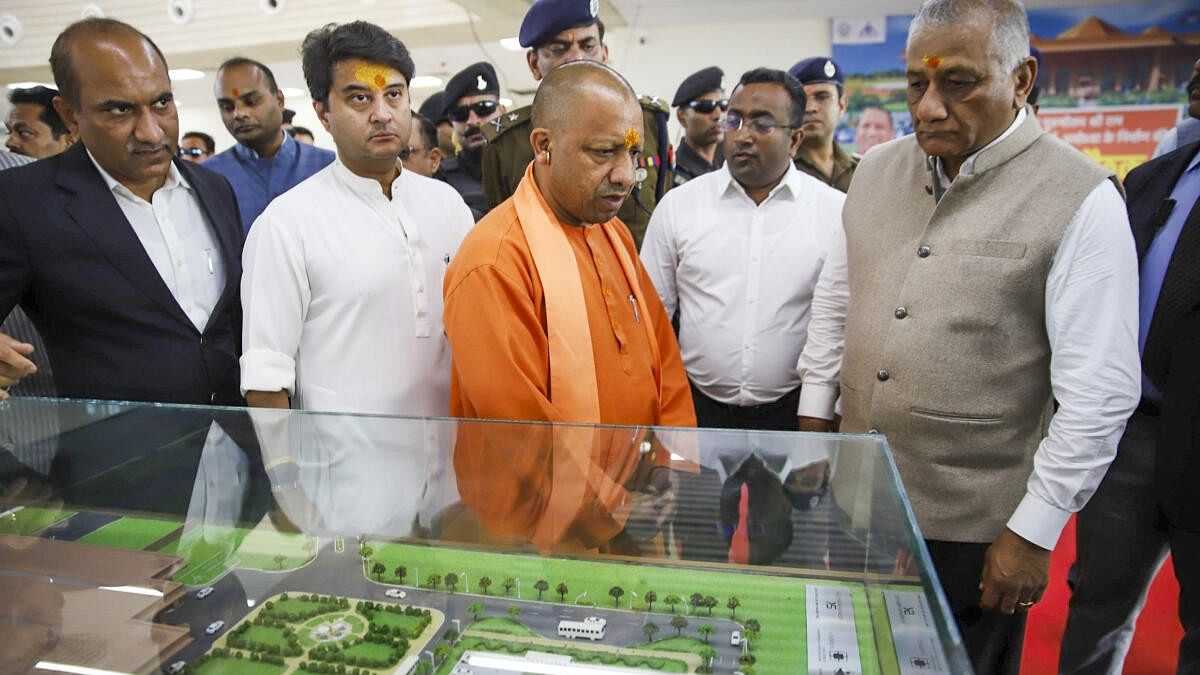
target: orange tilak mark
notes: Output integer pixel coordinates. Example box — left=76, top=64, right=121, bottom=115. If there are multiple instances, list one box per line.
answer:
left=373, top=74, right=386, bottom=88
left=354, top=63, right=398, bottom=92
left=623, top=128, right=640, bottom=150
left=231, top=88, right=241, bottom=97
left=922, top=54, right=942, bottom=68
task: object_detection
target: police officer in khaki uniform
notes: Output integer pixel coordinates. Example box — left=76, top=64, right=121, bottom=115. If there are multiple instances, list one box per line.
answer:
left=788, top=57, right=858, bottom=193
left=671, top=66, right=726, bottom=186
left=441, top=62, right=504, bottom=220
left=481, top=0, right=672, bottom=248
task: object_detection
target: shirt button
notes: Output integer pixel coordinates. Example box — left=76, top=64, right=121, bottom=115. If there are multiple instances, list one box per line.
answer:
left=894, top=306, right=908, bottom=319
left=877, top=369, right=890, bottom=382
left=917, top=245, right=931, bottom=258
left=200, top=336, right=207, bottom=346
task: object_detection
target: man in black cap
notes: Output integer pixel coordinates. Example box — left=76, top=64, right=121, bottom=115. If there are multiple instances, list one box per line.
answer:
left=441, top=62, right=504, bottom=219
left=480, top=0, right=673, bottom=248
left=671, top=66, right=725, bottom=186
left=417, top=91, right=456, bottom=157
left=789, top=56, right=858, bottom=193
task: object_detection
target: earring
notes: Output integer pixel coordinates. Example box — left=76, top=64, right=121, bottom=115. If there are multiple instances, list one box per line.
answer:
left=544, top=150, right=551, bottom=164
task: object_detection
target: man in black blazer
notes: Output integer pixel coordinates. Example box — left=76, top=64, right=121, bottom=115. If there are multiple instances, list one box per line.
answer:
left=0, top=18, right=243, bottom=406
left=1061, top=58, right=1200, bottom=674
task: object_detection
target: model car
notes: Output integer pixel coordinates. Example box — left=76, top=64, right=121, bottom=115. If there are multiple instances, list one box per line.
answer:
left=385, top=588, right=406, bottom=599
left=205, top=620, right=224, bottom=635
left=195, top=586, right=214, bottom=599
left=165, top=661, right=186, bottom=674
left=730, top=630, right=742, bottom=646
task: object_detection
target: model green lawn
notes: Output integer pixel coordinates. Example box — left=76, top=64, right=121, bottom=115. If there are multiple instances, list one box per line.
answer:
left=192, top=657, right=286, bottom=675
left=77, top=515, right=180, bottom=550
left=160, top=523, right=316, bottom=586
left=434, top=636, right=690, bottom=675
left=468, top=617, right=539, bottom=637
left=367, top=540, right=882, bottom=675
left=0, top=507, right=74, bottom=536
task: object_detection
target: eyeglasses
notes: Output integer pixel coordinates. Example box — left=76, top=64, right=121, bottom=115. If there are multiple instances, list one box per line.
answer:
left=446, top=100, right=499, bottom=123
left=399, top=146, right=427, bottom=161
left=720, top=111, right=796, bottom=136
left=686, top=98, right=729, bottom=114
left=177, top=147, right=207, bottom=158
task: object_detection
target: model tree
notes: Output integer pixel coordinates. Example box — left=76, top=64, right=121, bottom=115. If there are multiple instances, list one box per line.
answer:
left=556, top=582, right=569, bottom=602
left=479, top=576, right=492, bottom=595
left=503, top=577, right=516, bottom=596
left=727, top=596, right=741, bottom=618
left=371, top=561, right=386, bottom=580
left=699, top=646, right=717, bottom=671
left=394, top=565, right=407, bottom=584
left=703, top=596, right=718, bottom=616
left=467, top=602, right=485, bottom=621
left=671, top=615, right=688, bottom=636
left=644, top=590, right=657, bottom=612
left=507, top=605, right=521, bottom=619
left=426, top=574, right=441, bottom=591
left=690, top=593, right=704, bottom=613
left=698, top=624, right=714, bottom=643
left=433, top=643, right=450, bottom=665
left=273, top=554, right=286, bottom=569
left=609, top=585, right=625, bottom=607
left=443, top=628, right=459, bottom=644
left=642, top=621, right=660, bottom=643
left=664, top=594, right=682, bottom=613
left=534, top=579, right=549, bottom=600
left=445, top=573, right=459, bottom=592
left=744, top=618, right=761, bottom=646
left=360, top=545, right=374, bottom=560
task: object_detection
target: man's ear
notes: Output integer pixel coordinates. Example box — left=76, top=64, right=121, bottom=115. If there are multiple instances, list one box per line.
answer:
left=529, top=127, right=552, bottom=158
left=676, top=106, right=687, bottom=128
left=527, top=49, right=543, bottom=81
left=313, top=100, right=332, bottom=133
left=1013, top=56, right=1036, bottom=110
left=275, top=89, right=286, bottom=112
left=52, top=96, right=78, bottom=136
left=429, top=147, right=443, bottom=174
left=789, top=127, right=805, bottom=156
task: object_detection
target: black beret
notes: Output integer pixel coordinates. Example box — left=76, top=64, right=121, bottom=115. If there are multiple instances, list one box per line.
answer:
left=442, top=62, right=500, bottom=116
left=788, top=57, right=844, bottom=86
left=519, top=0, right=600, bottom=49
left=672, top=66, right=724, bottom=107
left=418, top=91, right=447, bottom=124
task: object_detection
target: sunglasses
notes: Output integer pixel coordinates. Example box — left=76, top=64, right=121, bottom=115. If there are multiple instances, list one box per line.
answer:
left=447, top=100, right=499, bottom=123
left=399, top=146, right=427, bottom=161
left=687, top=98, right=730, bottom=114
left=177, top=147, right=207, bottom=158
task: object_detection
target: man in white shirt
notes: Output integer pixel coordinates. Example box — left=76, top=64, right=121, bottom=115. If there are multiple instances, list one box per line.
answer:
left=642, top=67, right=847, bottom=434
left=840, top=1, right=1140, bottom=672
left=240, top=21, right=473, bottom=416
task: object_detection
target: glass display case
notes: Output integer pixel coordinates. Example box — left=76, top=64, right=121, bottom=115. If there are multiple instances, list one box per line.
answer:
left=0, top=397, right=971, bottom=675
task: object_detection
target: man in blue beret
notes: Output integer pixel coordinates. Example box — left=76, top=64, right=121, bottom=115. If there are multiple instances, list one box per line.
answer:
left=789, top=56, right=858, bottom=192
left=480, top=0, right=673, bottom=248
left=671, top=66, right=726, bottom=186
left=441, top=61, right=504, bottom=219
left=417, top=90, right=456, bottom=157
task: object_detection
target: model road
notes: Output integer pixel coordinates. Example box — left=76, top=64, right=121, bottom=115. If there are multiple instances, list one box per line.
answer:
left=156, top=538, right=750, bottom=673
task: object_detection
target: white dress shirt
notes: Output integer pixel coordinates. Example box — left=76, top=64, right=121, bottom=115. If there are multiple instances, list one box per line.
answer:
left=87, top=150, right=225, bottom=331
left=641, top=163, right=848, bottom=420
left=936, top=109, right=1141, bottom=550
left=240, top=161, right=474, bottom=416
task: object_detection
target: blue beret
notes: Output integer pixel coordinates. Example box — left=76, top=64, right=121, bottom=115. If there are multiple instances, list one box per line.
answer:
left=788, top=57, right=844, bottom=87
left=418, top=91, right=446, bottom=123
left=442, top=62, right=500, bottom=115
left=519, top=0, right=600, bottom=49
left=672, top=66, right=724, bottom=107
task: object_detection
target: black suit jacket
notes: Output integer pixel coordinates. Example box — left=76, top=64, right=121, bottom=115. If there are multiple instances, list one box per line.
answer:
left=0, top=143, right=244, bottom=405
left=1126, top=140, right=1200, bottom=531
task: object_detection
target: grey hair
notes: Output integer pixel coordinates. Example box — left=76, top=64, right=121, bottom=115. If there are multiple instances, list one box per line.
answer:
left=907, top=0, right=1030, bottom=72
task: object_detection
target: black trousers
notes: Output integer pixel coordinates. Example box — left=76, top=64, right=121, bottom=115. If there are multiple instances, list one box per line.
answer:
left=926, top=540, right=1027, bottom=675
left=690, top=384, right=801, bottom=432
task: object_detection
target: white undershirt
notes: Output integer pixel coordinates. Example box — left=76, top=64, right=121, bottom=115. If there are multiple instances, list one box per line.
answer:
left=240, top=161, right=474, bottom=416
left=641, top=163, right=848, bottom=420
left=935, top=110, right=1142, bottom=549
left=86, top=150, right=225, bottom=331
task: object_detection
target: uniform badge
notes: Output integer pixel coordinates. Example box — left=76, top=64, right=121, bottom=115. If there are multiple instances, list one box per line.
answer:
left=491, top=118, right=504, bottom=131
left=823, top=60, right=836, bottom=78
left=589, top=0, right=599, bottom=18
left=508, top=113, right=519, bottom=121
left=476, top=75, right=488, bottom=91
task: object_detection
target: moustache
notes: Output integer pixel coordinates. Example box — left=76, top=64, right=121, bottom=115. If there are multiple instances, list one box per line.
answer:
left=128, top=142, right=170, bottom=154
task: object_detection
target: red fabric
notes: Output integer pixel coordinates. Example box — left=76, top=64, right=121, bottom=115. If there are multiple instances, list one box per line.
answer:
left=729, top=483, right=750, bottom=565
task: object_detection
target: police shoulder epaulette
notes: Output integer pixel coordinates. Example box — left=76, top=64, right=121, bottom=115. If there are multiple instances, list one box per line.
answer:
left=483, top=106, right=531, bottom=142
left=638, top=94, right=670, bottom=115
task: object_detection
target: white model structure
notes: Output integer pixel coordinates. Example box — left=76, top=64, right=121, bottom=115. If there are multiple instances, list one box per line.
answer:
left=557, top=617, right=607, bottom=641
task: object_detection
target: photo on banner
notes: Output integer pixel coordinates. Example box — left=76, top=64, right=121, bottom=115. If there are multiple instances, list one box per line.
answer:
left=831, top=0, right=1197, bottom=177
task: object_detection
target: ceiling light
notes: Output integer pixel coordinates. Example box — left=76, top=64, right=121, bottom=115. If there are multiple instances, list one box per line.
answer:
left=280, top=87, right=307, bottom=98
left=168, top=68, right=205, bottom=81
left=500, top=37, right=523, bottom=51
left=6, top=81, right=55, bottom=90
left=410, top=76, right=443, bottom=89
left=499, top=97, right=513, bottom=107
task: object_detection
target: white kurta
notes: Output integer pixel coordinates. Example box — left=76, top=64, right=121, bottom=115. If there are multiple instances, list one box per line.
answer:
left=240, top=161, right=474, bottom=416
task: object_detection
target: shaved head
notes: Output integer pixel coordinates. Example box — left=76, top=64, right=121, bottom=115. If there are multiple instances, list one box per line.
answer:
left=531, top=60, right=638, bottom=133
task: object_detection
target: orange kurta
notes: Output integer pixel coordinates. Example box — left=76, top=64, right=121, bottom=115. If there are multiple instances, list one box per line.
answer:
left=443, top=175, right=695, bottom=551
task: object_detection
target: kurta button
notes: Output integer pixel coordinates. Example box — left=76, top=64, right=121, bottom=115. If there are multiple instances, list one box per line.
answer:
left=894, top=306, right=908, bottom=319
left=917, top=245, right=931, bottom=258
left=877, top=369, right=890, bottom=381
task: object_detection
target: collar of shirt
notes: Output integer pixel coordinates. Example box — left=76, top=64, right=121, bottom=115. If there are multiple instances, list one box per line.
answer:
left=935, top=107, right=1028, bottom=188
left=85, top=147, right=192, bottom=203
left=717, top=162, right=804, bottom=205
left=330, top=158, right=406, bottom=202
left=232, top=129, right=296, bottom=164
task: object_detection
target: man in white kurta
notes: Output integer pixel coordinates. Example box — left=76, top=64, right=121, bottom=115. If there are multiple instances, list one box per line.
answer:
left=240, top=161, right=472, bottom=415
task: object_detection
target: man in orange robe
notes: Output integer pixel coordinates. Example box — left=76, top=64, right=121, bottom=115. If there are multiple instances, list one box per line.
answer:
left=443, top=61, right=695, bottom=553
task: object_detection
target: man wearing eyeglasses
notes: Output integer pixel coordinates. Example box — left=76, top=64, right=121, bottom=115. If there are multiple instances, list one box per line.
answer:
left=440, top=62, right=504, bottom=220
left=178, top=131, right=214, bottom=163
left=480, top=0, right=673, bottom=249
left=788, top=57, right=858, bottom=193
left=642, top=68, right=847, bottom=434
left=671, top=66, right=726, bottom=186
left=401, top=113, right=445, bottom=180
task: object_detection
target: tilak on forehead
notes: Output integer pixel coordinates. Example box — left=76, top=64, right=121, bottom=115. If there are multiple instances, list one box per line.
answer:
left=922, top=54, right=942, bottom=69
left=623, top=128, right=640, bottom=150
left=232, top=88, right=241, bottom=97
left=354, top=63, right=399, bottom=91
